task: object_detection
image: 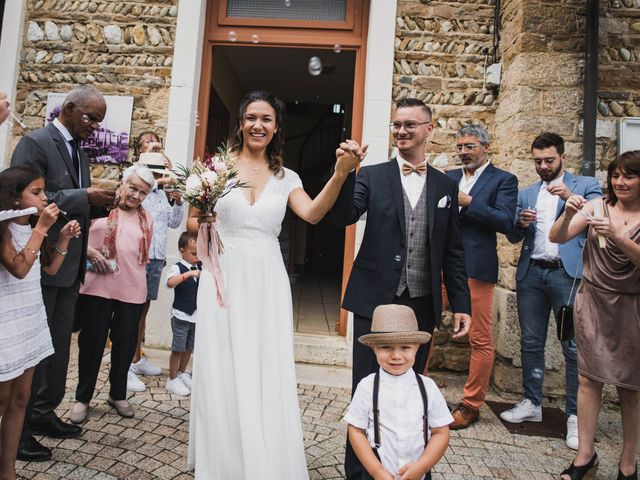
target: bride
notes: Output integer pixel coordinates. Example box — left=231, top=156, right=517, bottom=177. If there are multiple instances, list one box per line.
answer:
left=186, top=90, right=365, bottom=478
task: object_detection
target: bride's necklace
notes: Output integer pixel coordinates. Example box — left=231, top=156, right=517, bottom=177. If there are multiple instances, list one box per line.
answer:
left=239, top=156, right=265, bottom=175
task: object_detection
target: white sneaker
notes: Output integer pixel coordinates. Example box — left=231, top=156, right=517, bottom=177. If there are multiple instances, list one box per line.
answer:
left=566, top=414, right=579, bottom=450
left=499, top=399, right=542, bottom=423
left=130, top=357, right=162, bottom=376
left=166, top=377, right=190, bottom=396
left=126, top=370, right=146, bottom=392
left=178, top=371, right=192, bottom=391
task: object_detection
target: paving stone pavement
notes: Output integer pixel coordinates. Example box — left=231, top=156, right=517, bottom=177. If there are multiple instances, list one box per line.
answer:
left=16, top=342, right=635, bottom=479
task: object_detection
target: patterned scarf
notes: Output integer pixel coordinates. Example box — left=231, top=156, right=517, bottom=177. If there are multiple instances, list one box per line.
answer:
left=102, top=205, right=150, bottom=265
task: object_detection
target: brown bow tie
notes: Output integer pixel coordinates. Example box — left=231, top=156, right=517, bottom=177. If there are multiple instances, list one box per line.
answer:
left=401, top=163, right=427, bottom=176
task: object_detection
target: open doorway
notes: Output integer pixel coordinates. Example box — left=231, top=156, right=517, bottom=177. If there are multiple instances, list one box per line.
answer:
left=204, top=45, right=356, bottom=335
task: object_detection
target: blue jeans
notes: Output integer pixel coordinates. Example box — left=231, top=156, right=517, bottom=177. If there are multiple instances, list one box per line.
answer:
left=516, top=263, right=578, bottom=416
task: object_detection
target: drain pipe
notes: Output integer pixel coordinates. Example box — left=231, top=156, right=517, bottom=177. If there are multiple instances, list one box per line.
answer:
left=582, top=0, right=599, bottom=177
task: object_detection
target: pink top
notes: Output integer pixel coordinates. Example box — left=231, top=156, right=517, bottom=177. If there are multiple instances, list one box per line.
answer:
left=80, top=210, right=153, bottom=304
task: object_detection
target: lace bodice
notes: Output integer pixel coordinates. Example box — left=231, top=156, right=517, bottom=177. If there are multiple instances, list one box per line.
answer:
left=214, top=168, right=302, bottom=245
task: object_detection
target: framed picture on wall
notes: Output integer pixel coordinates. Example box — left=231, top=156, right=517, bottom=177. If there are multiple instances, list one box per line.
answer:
left=45, top=93, right=134, bottom=164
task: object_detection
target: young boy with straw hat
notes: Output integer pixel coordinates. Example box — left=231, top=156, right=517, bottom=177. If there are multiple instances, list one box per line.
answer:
left=344, top=304, right=452, bottom=480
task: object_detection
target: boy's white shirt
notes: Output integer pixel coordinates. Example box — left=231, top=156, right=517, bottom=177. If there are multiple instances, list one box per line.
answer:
left=166, top=259, right=198, bottom=323
left=344, top=368, right=453, bottom=479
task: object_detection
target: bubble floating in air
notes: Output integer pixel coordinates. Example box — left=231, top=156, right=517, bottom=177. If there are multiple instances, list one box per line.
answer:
left=251, top=34, right=260, bottom=44
left=308, top=56, right=323, bottom=76
left=333, top=44, right=342, bottom=53
left=228, top=31, right=237, bottom=42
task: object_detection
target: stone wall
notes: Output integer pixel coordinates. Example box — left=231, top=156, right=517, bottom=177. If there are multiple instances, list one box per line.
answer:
left=6, top=0, right=179, bottom=187
left=394, top=0, right=498, bottom=164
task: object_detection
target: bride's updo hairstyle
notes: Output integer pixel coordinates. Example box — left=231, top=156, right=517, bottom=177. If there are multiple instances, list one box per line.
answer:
left=231, top=90, right=286, bottom=177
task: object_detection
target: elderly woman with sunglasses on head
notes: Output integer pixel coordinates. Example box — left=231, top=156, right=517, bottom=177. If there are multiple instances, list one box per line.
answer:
left=70, top=164, right=154, bottom=423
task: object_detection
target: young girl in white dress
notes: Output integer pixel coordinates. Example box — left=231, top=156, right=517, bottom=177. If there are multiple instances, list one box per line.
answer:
left=0, top=166, right=81, bottom=479
left=186, top=91, right=366, bottom=479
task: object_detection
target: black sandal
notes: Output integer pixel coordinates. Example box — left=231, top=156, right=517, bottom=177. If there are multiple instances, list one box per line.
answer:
left=560, top=452, right=599, bottom=480
left=617, top=463, right=637, bottom=480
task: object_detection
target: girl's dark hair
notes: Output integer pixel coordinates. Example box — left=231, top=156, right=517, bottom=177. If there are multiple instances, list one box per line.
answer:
left=133, top=131, right=161, bottom=161
left=0, top=166, right=44, bottom=247
left=230, top=90, right=286, bottom=176
left=606, top=150, right=640, bottom=206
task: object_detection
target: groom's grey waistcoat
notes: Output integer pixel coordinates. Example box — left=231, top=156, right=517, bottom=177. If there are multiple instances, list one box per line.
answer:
left=396, top=185, right=431, bottom=297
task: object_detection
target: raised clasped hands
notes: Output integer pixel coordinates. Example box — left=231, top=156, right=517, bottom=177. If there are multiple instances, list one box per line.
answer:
left=335, top=139, right=369, bottom=177
left=452, top=312, right=471, bottom=339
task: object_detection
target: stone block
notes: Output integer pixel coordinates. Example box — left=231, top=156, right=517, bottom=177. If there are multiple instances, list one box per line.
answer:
left=493, top=361, right=567, bottom=398
left=505, top=53, right=582, bottom=88
left=494, top=86, right=540, bottom=124
left=541, top=89, right=583, bottom=115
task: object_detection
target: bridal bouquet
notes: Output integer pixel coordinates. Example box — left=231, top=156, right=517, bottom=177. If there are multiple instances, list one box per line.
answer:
left=173, top=143, right=246, bottom=307
left=173, top=143, right=246, bottom=220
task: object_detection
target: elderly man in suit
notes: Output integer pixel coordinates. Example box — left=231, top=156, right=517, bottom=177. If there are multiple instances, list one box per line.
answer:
left=11, top=85, right=115, bottom=460
left=444, top=125, right=518, bottom=429
left=332, top=97, right=471, bottom=480
left=502, top=132, right=603, bottom=450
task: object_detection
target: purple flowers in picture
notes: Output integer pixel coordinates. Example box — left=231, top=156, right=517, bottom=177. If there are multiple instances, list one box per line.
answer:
left=45, top=93, right=134, bottom=164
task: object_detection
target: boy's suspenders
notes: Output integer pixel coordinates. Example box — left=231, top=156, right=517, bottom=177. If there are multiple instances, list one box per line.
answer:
left=371, top=370, right=430, bottom=453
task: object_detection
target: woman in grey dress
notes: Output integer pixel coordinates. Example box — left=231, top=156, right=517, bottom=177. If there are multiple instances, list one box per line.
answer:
left=550, top=150, right=640, bottom=480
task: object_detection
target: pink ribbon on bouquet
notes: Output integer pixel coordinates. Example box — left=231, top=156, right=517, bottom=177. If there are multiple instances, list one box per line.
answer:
left=197, top=221, right=227, bottom=307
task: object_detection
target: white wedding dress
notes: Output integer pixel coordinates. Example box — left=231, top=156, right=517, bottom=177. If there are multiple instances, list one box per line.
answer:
left=188, top=167, right=309, bottom=479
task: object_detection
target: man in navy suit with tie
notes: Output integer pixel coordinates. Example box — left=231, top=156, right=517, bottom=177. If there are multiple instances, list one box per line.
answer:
left=445, top=125, right=518, bottom=429
left=501, top=132, right=602, bottom=450
left=332, top=98, right=471, bottom=479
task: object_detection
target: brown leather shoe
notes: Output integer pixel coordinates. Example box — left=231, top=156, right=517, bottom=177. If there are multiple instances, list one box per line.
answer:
left=450, top=402, right=479, bottom=430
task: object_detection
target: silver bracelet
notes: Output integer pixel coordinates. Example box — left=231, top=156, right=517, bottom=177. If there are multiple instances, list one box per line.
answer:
left=55, top=245, right=68, bottom=255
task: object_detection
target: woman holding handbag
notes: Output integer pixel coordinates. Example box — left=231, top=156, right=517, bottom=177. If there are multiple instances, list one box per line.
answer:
left=550, top=150, right=640, bottom=480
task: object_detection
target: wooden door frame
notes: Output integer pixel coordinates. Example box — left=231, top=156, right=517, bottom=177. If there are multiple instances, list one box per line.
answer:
left=195, top=0, right=369, bottom=336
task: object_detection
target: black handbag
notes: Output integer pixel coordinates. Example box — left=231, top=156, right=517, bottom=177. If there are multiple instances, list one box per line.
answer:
left=556, top=304, right=574, bottom=341
left=556, top=252, right=583, bottom=342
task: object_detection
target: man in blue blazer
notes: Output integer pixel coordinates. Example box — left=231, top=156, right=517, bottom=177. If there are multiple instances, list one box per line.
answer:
left=502, top=132, right=602, bottom=450
left=445, top=125, right=518, bottom=429
left=332, top=98, right=471, bottom=479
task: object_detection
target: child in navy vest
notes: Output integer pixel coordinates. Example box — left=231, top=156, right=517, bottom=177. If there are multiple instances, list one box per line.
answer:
left=165, top=232, right=200, bottom=396
left=344, top=305, right=452, bottom=480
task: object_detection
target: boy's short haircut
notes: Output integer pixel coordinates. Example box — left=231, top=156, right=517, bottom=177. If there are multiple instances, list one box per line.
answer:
left=178, top=231, right=197, bottom=249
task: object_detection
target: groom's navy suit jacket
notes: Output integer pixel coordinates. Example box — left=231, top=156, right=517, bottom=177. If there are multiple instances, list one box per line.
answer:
left=446, top=164, right=518, bottom=284
left=331, top=160, right=471, bottom=325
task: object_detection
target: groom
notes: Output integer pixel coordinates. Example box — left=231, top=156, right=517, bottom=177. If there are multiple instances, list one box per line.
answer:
left=332, top=98, right=471, bottom=479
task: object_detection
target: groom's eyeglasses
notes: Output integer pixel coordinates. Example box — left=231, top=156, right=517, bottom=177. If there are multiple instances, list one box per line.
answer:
left=389, top=121, right=431, bottom=133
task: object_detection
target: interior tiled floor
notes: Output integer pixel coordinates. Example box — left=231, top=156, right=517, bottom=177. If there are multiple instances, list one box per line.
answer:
left=292, top=271, right=341, bottom=334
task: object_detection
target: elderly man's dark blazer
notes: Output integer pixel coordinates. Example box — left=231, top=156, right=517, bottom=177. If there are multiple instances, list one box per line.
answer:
left=11, top=123, right=93, bottom=287
left=331, top=160, right=471, bottom=324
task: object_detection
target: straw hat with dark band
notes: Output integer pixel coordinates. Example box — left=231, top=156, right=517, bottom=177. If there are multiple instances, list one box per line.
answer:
left=138, top=152, right=173, bottom=176
left=358, top=304, right=432, bottom=346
